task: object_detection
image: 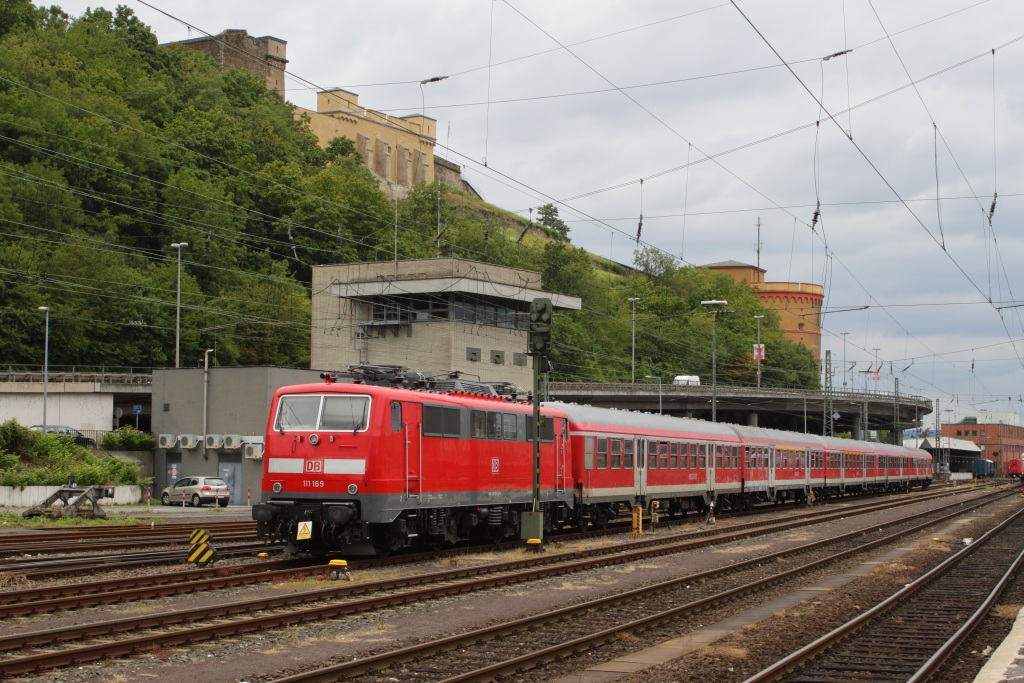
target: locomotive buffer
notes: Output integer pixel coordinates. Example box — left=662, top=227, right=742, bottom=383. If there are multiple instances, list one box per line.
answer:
left=522, top=297, right=552, bottom=543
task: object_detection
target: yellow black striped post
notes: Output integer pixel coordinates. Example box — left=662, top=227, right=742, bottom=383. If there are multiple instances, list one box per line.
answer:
left=188, top=543, right=218, bottom=565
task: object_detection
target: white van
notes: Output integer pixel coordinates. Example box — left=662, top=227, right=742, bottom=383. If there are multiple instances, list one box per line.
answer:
left=672, top=375, right=700, bottom=386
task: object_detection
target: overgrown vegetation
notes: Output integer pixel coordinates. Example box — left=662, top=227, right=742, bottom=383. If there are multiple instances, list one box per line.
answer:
left=0, top=3, right=819, bottom=388
left=0, top=420, right=141, bottom=486
left=100, top=425, right=155, bottom=451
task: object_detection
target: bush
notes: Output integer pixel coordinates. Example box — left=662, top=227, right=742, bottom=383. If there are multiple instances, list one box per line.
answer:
left=101, top=426, right=155, bottom=451
left=0, top=420, right=142, bottom=486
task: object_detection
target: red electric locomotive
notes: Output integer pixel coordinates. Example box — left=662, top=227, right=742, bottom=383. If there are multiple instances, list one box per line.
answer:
left=253, top=377, right=932, bottom=555
left=252, top=379, right=573, bottom=555
left=1007, top=457, right=1022, bottom=479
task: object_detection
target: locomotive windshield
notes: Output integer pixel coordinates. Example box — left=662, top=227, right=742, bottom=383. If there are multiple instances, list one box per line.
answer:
left=274, top=394, right=370, bottom=432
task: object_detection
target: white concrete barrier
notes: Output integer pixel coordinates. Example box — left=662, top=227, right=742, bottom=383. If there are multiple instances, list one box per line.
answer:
left=0, top=485, right=142, bottom=508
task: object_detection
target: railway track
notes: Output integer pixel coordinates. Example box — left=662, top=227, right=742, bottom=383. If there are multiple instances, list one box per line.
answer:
left=742, top=498, right=1024, bottom=682
left=256, top=491, right=1019, bottom=683
left=0, top=488, right=1006, bottom=678
left=0, top=487, right=986, bottom=616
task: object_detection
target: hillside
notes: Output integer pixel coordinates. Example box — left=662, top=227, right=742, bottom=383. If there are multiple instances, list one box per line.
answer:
left=0, top=3, right=819, bottom=387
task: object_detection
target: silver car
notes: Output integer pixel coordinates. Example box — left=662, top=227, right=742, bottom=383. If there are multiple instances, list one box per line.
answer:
left=160, top=476, right=230, bottom=507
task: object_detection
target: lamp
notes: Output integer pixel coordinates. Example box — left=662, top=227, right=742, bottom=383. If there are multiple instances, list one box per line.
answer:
left=38, top=306, right=49, bottom=427
left=628, top=297, right=640, bottom=383
left=701, top=300, right=730, bottom=422
left=171, top=242, right=188, bottom=368
left=753, top=315, right=765, bottom=388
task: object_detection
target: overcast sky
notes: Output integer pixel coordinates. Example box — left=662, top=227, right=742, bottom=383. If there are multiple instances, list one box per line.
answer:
left=54, top=0, right=1024, bottom=425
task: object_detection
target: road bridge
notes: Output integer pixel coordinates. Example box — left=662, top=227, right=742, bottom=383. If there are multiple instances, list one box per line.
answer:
left=548, top=382, right=933, bottom=439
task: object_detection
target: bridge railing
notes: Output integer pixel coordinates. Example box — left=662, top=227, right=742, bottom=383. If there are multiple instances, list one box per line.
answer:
left=548, top=381, right=931, bottom=405
left=2, top=366, right=153, bottom=385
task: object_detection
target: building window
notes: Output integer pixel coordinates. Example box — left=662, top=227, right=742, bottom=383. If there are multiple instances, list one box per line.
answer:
left=466, top=347, right=480, bottom=362
left=490, top=351, right=505, bottom=365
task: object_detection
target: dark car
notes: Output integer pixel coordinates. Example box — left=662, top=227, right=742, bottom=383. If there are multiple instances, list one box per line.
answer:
left=29, top=425, right=97, bottom=448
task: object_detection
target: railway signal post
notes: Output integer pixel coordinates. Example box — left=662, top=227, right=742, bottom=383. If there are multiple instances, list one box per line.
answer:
left=522, top=297, right=552, bottom=543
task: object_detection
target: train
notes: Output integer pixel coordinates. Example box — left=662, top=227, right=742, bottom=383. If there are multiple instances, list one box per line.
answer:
left=973, top=457, right=996, bottom=479
left=251, top=377, right=934, bottom=556
left=1007, top=457, right=1022, bottom=480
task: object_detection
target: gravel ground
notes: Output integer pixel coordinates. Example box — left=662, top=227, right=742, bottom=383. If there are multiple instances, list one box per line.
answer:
left=3, top=490, right=1014, bottom=683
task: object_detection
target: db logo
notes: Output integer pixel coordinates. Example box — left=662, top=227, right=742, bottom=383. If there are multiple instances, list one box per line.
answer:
left=305, top=460, right=323, bottom=473
left=491, top=458, right=499, bottom=474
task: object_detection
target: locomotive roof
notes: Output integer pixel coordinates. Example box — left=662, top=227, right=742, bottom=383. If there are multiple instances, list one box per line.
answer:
left=276, top=380, right=563, bottom=413
left=543, top=401, right=737, bottom=438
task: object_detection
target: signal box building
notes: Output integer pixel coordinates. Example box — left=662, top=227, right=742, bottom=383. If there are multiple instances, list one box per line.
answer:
left=310, top=258, right=582, bottom=388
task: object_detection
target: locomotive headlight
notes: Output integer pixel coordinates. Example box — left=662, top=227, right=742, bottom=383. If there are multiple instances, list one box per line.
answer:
left=347, top=484, right=358, bottom=495
left=308, top=434, right=320, bottom=445
left=272, top=482, right=283, bottom=494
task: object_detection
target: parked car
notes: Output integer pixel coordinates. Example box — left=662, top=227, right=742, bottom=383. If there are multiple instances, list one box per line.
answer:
left=29, top=425, right=97, bottom=448
left=160, top=476, right=231, bottom=507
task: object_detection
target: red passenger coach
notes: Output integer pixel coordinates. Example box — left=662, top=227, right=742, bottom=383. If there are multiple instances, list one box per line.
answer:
left=253, top=380, right=572, bottom=555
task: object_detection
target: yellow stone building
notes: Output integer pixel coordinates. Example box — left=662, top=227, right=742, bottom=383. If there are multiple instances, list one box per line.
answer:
left=171, top=30, right=471, bottom=199
left=704, top=260, right=824, bottom=361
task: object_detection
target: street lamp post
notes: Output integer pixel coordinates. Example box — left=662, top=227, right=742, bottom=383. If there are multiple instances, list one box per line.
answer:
left=628, top=297, right=640, bottom=383
left=644, top=375, right=662, bottom=414
left=701, top=300, right=730, bottom=422
left=841, top=332, right=849, bottom=388
left=753, top=315, right=765, bottom=388
left=171, top=242, right=188, bottom=368
left=38, top=306, right=49, bottom=427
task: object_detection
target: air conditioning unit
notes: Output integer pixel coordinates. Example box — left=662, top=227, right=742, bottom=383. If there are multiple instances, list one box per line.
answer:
left=158, top=434, right=177, bottom=449
left=205, top=434, right=223, bottom=449
left=222, top=435, right=242, bottom=450
left=243, top=442, right=264, bottom=459
left=178, top=434, right=199, bottom=449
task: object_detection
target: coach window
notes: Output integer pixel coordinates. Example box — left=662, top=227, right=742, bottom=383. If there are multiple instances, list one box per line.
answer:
left=658, top=442, right=669, bottom=469
left=690, top=443, right=699, bottom=469
left=669, top=442, right=678, bottom=469
left=502, top=414, right=517, bottom=440
left=584, top=437, right=594, bottom=469
left=611, top=439, right=622, bottom=469
left=487, top=412, right=502, bottom=439
left=391, top=402, right=402, bottom=432
left=596, top=438, right=608, bottom=469
left=470, top=410, right=486, bottom=438
left=623, top=439, right=634, bottom=468
left=648, top=440, right=658, bottom=469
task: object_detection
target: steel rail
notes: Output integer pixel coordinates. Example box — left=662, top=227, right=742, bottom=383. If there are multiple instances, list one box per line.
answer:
left=0, top=492, right=1002, bottom=676
left=739, top=504, right=1024, bottom=683
left=251, top=495, right=1011, bottom=682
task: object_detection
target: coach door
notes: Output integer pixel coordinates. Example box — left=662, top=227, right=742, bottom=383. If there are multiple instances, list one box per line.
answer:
left=634, top=439, right=648, bottom=499
left=554, top=418, right=566, bottom=494
left=399, top=401, right=422, bottom=500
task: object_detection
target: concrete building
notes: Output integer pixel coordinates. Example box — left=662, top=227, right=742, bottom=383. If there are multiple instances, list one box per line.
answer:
left=310, top=258, right=582, bottom=388
left=151, top=366, right=322, bottom=504
left=705, top=260, right=824, bottom=361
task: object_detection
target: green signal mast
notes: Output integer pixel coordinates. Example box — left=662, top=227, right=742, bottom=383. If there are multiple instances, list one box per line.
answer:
left=522, top=297, right=552, bottom=543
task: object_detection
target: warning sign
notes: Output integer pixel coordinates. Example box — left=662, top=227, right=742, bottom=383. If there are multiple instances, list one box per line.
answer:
left=297, top=520, right=313, bottom=541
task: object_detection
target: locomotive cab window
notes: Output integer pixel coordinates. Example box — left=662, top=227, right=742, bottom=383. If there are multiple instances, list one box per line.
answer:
left=275, top=394, right=370, bottom=432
